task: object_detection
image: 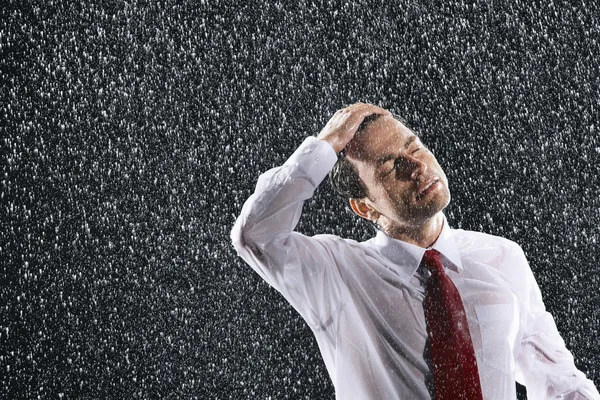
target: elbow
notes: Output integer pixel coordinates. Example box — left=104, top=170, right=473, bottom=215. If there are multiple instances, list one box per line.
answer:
left=231, top=214, right=250, bottom=253
left=231, top=212, right=287, bottom=260
left=231, top=215, right=273, bottom=269
left=231, top=212, right=263, bottom=255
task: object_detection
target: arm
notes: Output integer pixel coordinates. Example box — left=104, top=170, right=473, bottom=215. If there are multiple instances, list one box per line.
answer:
left=512, top=246, right=600, bottom=399
left=231, top=103, right=391, bottom=329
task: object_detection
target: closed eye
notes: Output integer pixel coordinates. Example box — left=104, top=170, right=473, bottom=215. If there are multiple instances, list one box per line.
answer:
left=383, top=148, right=422, bottom=176
left=381, top=160, right=395, bottom=176
left=384, top=159, right=403, bottom=176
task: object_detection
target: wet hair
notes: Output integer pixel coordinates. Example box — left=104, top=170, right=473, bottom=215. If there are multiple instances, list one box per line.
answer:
left=328, top=113, right=412, bottom=200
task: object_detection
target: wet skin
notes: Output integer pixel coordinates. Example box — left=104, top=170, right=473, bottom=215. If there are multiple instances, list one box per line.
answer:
left=345, top=115, right=451, bottom=247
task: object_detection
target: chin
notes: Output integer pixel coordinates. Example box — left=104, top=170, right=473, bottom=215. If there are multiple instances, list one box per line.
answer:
left=420, top=192, right=450, bottom=218
left=433, top=185, right=451, bottom=209
left=440, top=191, right=451, bottom=210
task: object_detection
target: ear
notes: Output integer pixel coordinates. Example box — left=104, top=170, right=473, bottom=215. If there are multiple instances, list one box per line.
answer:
left=349, top=198, right=380, bottom=221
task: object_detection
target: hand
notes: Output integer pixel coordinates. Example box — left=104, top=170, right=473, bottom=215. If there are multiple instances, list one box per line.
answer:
left=317, top=102, right=391, bottom=153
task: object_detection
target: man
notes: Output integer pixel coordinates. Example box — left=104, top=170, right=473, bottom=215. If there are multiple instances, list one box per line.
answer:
left=231, top=103, right=599, bottom=399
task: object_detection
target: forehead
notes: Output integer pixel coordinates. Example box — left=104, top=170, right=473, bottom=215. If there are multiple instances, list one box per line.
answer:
left=346, top=116, right=416, bottom=163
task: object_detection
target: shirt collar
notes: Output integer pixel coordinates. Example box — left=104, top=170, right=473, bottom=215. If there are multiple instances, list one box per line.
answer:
left=371, top=214, right=463, bottom=281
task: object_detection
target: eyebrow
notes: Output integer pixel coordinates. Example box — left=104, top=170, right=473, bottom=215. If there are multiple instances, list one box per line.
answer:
left=375, top=136, right=418, bottom=166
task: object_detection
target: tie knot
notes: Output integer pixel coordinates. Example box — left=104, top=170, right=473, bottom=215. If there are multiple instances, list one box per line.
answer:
left=421, top=249, right=444, bottom=274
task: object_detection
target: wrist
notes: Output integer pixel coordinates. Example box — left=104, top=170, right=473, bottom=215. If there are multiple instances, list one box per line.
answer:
left=317, top=137, right=343, bottom=154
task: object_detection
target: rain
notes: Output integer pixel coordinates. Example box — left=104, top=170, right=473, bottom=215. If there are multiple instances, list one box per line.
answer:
left=2, top=0, right=599, bottom=398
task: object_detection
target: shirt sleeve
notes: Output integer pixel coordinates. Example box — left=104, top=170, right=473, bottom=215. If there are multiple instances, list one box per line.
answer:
left=512, top=245, right=600, bottom=399
left=230, top=137, right=345, bottom=333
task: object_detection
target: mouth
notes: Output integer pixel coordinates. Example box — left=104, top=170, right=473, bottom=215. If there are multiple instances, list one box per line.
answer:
left=416, top=177, right=440, bottom=198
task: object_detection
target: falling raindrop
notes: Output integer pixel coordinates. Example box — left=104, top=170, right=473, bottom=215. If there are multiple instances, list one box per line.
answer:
left=2, top=0, right=599, bottom=398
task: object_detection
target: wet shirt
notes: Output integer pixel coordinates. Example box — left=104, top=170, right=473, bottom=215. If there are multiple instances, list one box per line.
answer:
left=231, top=137, right=599, bottom=400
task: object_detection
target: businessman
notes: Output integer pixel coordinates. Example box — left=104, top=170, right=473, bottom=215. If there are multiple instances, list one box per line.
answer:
left=231, top=103, right=599, bottom=399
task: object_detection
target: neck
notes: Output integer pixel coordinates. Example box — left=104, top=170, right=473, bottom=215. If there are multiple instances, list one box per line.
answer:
left=381, top=213, right=445, bottom=248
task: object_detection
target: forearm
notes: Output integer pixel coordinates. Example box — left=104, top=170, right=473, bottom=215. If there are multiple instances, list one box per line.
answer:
left=231, top=137, right=336, bottom=252
left=230, top=137, right=345, bottom=326
left=231, top=103, right=387, bottom=324
left=514, top=258, right=600, bottom=399
left=517, top=328, right=599, bottom=399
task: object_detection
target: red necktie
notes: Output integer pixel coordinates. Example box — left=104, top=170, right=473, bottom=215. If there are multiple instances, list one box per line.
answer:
left=421, top=249, right=483, bottom=400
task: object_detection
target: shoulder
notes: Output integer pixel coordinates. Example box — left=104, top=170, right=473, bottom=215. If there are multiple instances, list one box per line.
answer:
left=452, top=228, right=528, bottom=268
left=310, top=233, right=382, bottom=260
left=312, top=233, right=367, bottom=251
left=453, top=228, right=523, bottom=251
left=453, top=229, right=537, bottom=294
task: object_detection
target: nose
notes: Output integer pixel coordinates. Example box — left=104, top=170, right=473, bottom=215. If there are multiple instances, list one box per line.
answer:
left=407, top=155, right=428, bottom=181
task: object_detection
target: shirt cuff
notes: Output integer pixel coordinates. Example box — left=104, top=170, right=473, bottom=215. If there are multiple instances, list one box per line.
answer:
left=285, top=137, right=338, bottom=186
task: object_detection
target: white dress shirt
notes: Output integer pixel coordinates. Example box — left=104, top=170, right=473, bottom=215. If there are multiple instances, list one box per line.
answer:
left=231, top=136, right=599, bottom=400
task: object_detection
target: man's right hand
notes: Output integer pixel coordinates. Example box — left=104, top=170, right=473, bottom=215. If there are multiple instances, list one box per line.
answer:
left=317, top=102, right=391, bottom=154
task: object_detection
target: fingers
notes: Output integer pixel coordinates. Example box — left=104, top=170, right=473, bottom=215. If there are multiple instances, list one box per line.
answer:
left=317, top=102, right=392, bottom=153
left=348, top=103, right=392, bottom=130
left=345, top=102, right=391, bottom=116
left=340, top=102, right=392, bottom=126
left=334, top=102, right=390, bottom=116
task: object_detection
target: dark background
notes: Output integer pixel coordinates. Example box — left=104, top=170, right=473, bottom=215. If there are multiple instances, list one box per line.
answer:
left=2, top=0, right=599, bottom=398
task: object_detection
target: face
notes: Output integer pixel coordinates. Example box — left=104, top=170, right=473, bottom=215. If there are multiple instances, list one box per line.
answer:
left=345, top=116, right=451, bottom=230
